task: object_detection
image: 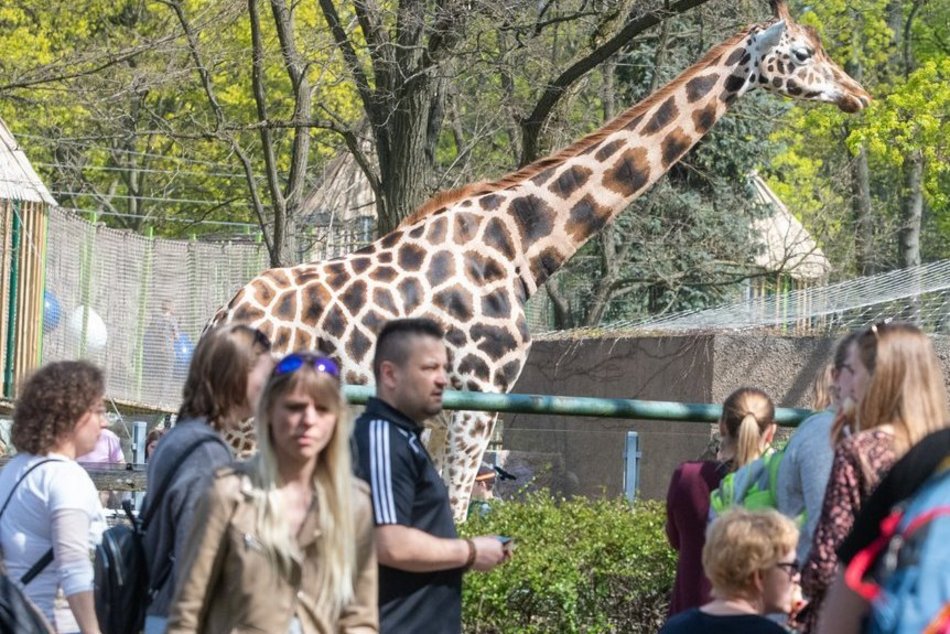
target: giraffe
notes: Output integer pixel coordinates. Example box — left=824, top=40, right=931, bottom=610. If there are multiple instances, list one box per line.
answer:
left=212, top=0, right=869, bottom=520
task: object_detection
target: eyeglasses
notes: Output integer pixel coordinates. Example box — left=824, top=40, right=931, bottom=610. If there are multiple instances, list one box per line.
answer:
left=273, top=352, right=340, bottom=379
left=774, top=560, right=800, bottom=578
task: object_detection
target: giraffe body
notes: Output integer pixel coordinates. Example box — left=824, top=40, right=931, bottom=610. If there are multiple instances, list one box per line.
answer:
left=213, top=1, right=869, bottom=520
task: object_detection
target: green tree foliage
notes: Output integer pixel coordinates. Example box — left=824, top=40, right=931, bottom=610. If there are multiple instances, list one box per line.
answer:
left=766, top=0, right=949, bottom=273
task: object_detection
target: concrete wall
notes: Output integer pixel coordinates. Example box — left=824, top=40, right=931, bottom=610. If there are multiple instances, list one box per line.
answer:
left=505, top=333, right=924, bottom=501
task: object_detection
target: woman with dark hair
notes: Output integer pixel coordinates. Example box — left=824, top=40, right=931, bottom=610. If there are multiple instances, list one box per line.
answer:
left=0, top=361, right=108, bottom=633
left=142, top=324, right=273, bottom=634
left=799, top=322, right=950, bottom=632
left=167, top=352, right=377, bottom=632
left=665, top=387, right=776, bottom=615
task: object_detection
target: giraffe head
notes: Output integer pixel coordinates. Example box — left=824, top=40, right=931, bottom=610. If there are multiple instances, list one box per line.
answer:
left=744, top=0, right=870, bottom=112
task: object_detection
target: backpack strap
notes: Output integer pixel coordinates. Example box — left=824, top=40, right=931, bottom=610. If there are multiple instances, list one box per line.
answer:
left=140, top=434, right=229, bottom=530
left=0, top=458, right=57, bottom=586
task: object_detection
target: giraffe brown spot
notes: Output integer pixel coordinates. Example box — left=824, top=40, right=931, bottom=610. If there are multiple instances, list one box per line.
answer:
left=377, top=250, right=393, bottom=264
left=351, top=257, right=372, bottom=274
left=397, top=277, right=424, bottom=312
left=566, top=193, right=611, bottom=241
left=511, top=195, right=554, bottom=246
left=445, top=327, right=467, bottom=349
left=515, top=314, right=529, bottom=342
left=380, top=231, right=404, bottom=249
left=685, top=74, right=718, bottom=102
left=528, top=247, right=562, bottom=285
left=408, top=224, right=425, bottom=239
left=227, top=288, right=247, bottom=309
left=692, top=102, right=718, bottom=134
left=347, top=328, right=372, bottom=363
left=772, top=77, right=783, bottom=88
left=325, top=262, right=348, bottom=289
left=740, top=52, right=751, bottom=65
left=471, top=324, right=518, bottom=361
left=529, top=167, right=556, bottom=188
left=373, top=266, right=398, bottom=283
left=623, top=114, right=644, bottom=131
left=453, top=212, right=481, bottom=245
left=499, top=359, right=523, bottom=391
left=484, top=218, right=516, bottom=260
left=296, top=330, right=314, bottom=350
left=457, top=354, right=491, bottom=382
left=776, top=59, right=786, bottom=74
left=233, top=303, right=266, bottom=324
left=340, top=280, right=367, bottom=312
left=263, top=269, right=291, bottom=287
left=724, top=74, right=746, bottom=93
left=361, top=310, right=387, bottom=335
left=372, top=288, right=398, bottom=315
left=661, top=127, right=691, bottom=168
left=397, top=243, right=426, bottom=272
left=275, top=290, right=297, bottom=320
left=481, top=288, right=512, bottom=319
left=345, top=370, right=363, bottom=385
left=466, top=380, right=480, bottom=391
left=427, top=216, right=448, bottom=243
left=427, top=251, right=455, bottom=286
left=322, top=305, right=346, bottom=339
left=602, top=147, right=650, bottom=198
left=317, top=338, right=335, bottom=357
left=594, top=139, right=624, bottom=161
left=549, top=165, right=592, bottom=198
left=464, top=252, right=506, bottom=284
left=643, top=97, right=679, bottom=134
left=787, top=80, right=802, bottom=96
left=479, top=194, right=502, bottom=211
left=293, top=268, right=320, bottom=285
left=725, top=47, right=746, bottom=66
left=432, top=287, right=474, bottom=322
left=255, top=282, right=276, bottom=306
left=273, top=325, right=293, bottom=351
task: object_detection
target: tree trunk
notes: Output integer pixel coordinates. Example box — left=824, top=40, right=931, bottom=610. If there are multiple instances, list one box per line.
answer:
left=851, top=145, right=874, bottom=275
left=899, top=150, right=923, bottom=268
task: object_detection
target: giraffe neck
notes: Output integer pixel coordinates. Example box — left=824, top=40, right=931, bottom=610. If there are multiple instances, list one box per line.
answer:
left=505, top=26, right=759, bottom=292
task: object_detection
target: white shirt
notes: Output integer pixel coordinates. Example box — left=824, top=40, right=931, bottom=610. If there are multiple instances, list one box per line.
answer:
left=0, top=453, right=106, bottom=625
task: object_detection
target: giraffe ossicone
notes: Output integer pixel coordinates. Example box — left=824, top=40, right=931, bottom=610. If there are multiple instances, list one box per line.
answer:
left=212, top=0, right=869, bottom=521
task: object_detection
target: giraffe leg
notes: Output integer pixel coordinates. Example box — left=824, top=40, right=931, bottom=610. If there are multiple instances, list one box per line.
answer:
left=444, top=410, right=497, bottom=522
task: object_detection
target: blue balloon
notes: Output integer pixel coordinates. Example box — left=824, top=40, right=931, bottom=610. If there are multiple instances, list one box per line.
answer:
left=174, top=334, right=195, bottom=371
left=43, top=290, right=62, bottom=333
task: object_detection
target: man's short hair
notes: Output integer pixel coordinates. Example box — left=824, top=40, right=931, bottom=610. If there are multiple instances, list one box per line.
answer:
left=373, top=318, right=445, bottom=381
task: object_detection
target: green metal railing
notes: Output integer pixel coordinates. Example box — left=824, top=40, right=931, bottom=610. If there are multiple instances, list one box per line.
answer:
left=342, top=386, right=812, bottom=426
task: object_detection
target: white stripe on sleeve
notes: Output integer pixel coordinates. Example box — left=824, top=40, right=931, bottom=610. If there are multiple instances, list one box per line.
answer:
left=370, top=420, right=398, bottom=524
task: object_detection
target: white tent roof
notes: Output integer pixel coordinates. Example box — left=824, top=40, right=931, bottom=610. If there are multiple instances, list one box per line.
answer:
left=0, top=118, right=56, bottom=206
left=749, top=172, right=829, bottom=280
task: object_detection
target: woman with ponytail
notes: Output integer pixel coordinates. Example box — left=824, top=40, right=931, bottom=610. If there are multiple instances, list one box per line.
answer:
left=665, top=387, right=776, bottom=615
left=166, top=352, right=378, bottom=633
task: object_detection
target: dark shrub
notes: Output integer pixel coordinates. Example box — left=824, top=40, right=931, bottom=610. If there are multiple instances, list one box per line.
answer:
left=461, top=493, right=675, bottom=633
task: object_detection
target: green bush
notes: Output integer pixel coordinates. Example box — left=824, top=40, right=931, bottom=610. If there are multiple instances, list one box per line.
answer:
left=460, top=493, right=676, bottom=633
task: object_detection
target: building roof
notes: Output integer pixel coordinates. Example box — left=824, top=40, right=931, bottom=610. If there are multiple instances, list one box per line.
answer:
left=0, top=118, right=56, bottom=206
left=749, top=172, right=829, bottom=281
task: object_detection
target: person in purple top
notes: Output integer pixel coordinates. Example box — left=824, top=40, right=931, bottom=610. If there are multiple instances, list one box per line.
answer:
left=77, top=428, right=125, bottom=465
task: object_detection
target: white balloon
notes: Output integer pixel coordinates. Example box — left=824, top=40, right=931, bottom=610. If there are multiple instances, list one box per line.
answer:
left=67, top=306, right=108, bottom=354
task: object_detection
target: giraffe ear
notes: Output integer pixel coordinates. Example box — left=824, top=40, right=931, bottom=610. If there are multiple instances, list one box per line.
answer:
left=757, top=19, right=787, bottom=51
left=770, top=0, right=792, bottom=21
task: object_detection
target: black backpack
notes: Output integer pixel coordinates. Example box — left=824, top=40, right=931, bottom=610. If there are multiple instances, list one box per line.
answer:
left=94, top=436, right=223, bottom=634
left=0, top=459, right=57, bottom=634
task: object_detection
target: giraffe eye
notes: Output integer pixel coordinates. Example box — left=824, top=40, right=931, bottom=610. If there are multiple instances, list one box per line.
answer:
left=792, top=47, right=813, bottom=63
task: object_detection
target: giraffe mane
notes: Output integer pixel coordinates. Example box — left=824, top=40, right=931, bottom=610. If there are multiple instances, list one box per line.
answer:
left=398, top=26, right=758, bottom=229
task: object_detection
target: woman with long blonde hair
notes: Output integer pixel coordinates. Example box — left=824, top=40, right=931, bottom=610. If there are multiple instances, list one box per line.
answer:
left=167, top=352, right=377, bottom=633
left=799, top=322, right=950, bottom=632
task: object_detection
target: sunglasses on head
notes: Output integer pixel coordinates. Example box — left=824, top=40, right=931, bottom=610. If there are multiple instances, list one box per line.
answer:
left=273, top=352, right=340, bottom=379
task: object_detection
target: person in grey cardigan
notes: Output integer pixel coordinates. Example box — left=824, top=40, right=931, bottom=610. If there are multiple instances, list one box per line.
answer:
left=776, top=332, right=860, bottom=563
left=141, top=324, right=274, bottom=634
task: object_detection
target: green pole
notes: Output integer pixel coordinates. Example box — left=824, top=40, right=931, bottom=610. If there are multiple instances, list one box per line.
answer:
left=3, top=201, right=22, bottom=398
left=341, top=386, right=813, bottom=427
left=37, top=205, right=50, bottom=363
left=133, top=226, right=154, bottom=400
